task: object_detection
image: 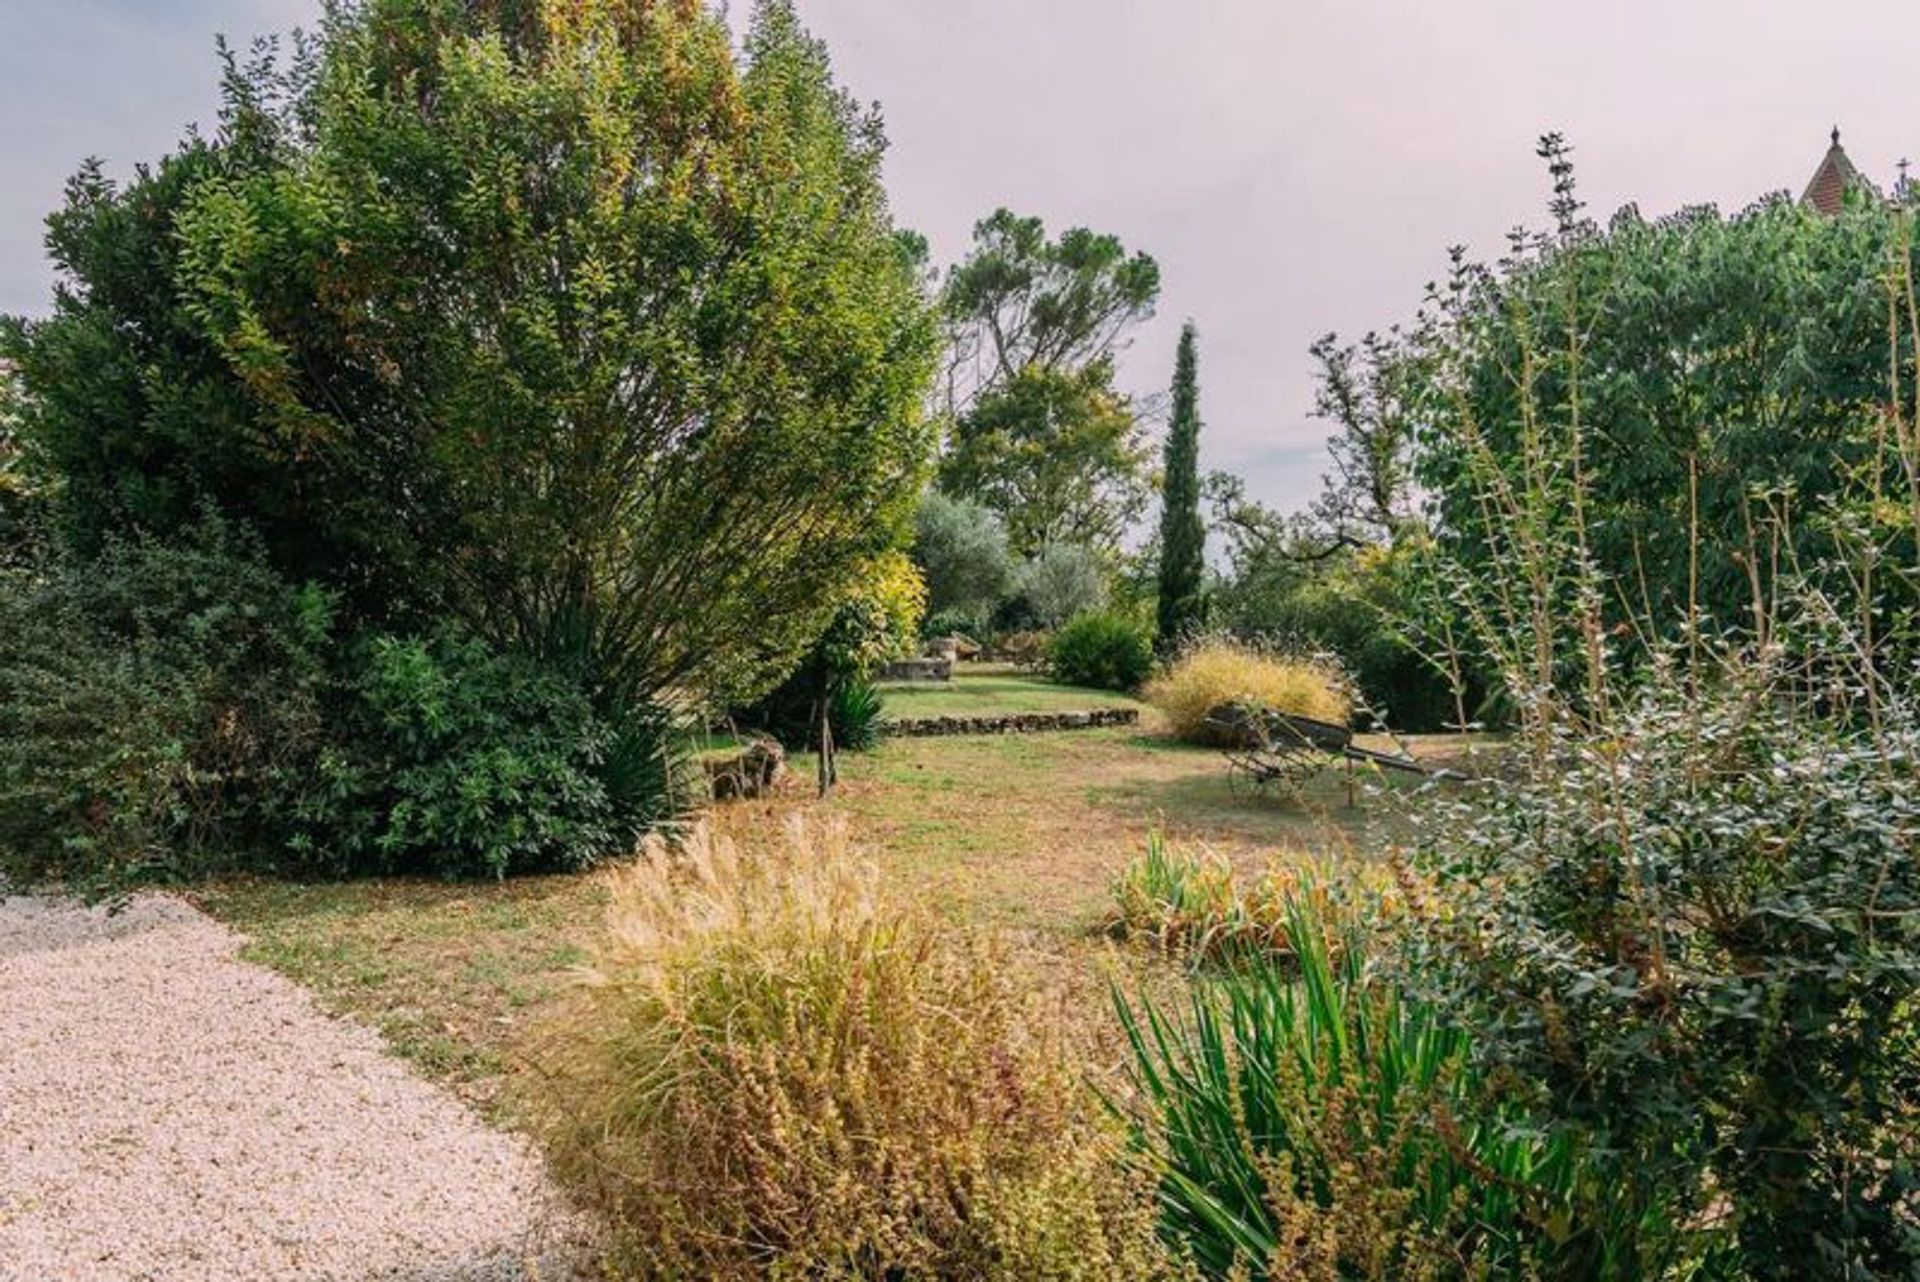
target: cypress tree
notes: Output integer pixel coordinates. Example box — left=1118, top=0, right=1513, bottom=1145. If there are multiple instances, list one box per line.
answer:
left=1156, top=322, right=1207, bottom=648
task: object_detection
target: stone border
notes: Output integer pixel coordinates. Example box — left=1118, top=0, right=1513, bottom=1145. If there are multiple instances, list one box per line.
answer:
left=883, top=707, right=1140, bottom=738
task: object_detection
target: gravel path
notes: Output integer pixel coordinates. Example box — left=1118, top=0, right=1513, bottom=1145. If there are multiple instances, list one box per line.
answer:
left=0, top=893, right=585, bottom=1281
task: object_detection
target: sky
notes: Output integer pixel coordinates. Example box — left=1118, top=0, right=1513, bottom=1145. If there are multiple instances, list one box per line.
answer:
left=4, top=0, right=1917, bottom=513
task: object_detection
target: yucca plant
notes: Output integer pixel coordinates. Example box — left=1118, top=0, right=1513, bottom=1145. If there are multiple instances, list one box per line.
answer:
left=829, top=676, right=887, bottom=751
left=1114, top=890, right=1644, bottom=1280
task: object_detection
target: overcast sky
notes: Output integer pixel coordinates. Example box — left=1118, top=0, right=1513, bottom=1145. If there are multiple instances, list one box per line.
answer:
left=4, top=1, right=1916, bottom=512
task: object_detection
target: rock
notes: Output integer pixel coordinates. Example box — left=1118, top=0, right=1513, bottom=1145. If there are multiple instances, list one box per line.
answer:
left=705, top=738, right=786, bottom=801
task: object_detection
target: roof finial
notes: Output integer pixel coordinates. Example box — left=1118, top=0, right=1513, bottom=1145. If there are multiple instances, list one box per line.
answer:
left=1831, top=124, right=1842, bottom=148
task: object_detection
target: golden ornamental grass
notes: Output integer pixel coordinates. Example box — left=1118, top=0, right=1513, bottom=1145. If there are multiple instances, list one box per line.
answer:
left=1145, top=639, right=1351, bottom=745
left=1103, top=837, right=1412, bottom=969
left=534, top=817, right=1185, bottom=1281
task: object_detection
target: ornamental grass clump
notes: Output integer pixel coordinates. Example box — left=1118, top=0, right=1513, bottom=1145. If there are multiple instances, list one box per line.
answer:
left=1103, top=835, right=1406, bottom=968
left=1145, top=638, right=1350, bottom=745
left=537, top=818, right=1183, bottom=1280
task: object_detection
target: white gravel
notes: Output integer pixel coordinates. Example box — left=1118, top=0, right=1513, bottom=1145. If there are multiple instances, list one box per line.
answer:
left=0, top=892, right=586, bottom=1281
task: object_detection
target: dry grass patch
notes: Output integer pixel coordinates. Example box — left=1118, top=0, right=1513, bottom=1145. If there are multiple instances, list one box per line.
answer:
left=197, top=727, right=1457, bottom=1117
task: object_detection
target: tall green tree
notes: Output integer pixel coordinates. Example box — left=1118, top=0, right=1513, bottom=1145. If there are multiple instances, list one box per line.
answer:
left=1405, top=142, right=1917, bottom=646
left=8, top=0, right=940, bottom=707
left=937, top=364, right=1148, bottom=555
left=1155, top=322, right=1205, bottom=646
left=942, top=208, right=1160, bottom=391
left=938, top=210, right=1159, bottom=556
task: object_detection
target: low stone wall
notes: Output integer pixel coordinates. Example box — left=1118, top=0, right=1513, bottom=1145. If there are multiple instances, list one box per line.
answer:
left=883, top=707, right=1139, bottom=738
left=879, top=657, right=953, bottom=683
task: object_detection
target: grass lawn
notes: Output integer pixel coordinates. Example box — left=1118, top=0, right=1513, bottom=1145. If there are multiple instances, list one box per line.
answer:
left=194, top=725, right=1485, bottom=1118
left=878, top=663, right=1142, bottom=719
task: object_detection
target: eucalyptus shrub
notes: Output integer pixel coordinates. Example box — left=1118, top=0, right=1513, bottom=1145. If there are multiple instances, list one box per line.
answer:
left=913, top=490, right=1013, bottom=622
left=1016, top=542, right=1108, bottom=627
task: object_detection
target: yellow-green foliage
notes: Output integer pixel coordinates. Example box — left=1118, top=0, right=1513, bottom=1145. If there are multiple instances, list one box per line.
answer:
left=537, top=819, right=1184, bottom=1280
left=1104, top=836, right=1406, bottom=967
left=1145, top=639, right=1350, bottom=744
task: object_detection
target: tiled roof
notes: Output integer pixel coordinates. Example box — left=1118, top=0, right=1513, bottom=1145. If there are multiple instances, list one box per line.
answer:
left=1801, top=127, right=1877, bottom=215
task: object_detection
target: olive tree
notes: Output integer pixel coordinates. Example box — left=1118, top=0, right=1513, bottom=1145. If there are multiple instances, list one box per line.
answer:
left=912, top=490, right=1012, bottom=619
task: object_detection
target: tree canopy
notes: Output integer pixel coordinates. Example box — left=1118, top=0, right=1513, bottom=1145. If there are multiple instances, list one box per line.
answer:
left=943, top=207, right=1160, bottom=393
left=937, top=210, right=1158, bottom=557
left=912, top=491, right=1012, bottom=620
left=1405, top=157, right=1918, bottom=641
left=7, top=0, right=940, bottom=706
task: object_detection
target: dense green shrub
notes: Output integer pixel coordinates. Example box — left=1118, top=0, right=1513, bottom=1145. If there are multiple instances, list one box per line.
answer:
left=0, top=519, right=330, bottom=891
left=0, top=522, right=685, bottom=889
left=1376, top=178, right=1920, bottom=1279
left=921, top=606, right=985, bottom=644
left=1413, top=182, right=1918, bottom=643
left=286, top=632, right=681, bottom=880
left=1215, top=544, right=1471, bottom=732
left=1047, top=611, right=1153, bottom=691
left=1409, top=657, right=1920, bottom=1277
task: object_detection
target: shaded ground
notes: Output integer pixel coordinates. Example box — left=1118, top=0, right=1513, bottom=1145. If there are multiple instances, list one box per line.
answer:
left=201, top=725, right=1488, bottom=1118
left=0, top=894, right=583, bottom=1281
